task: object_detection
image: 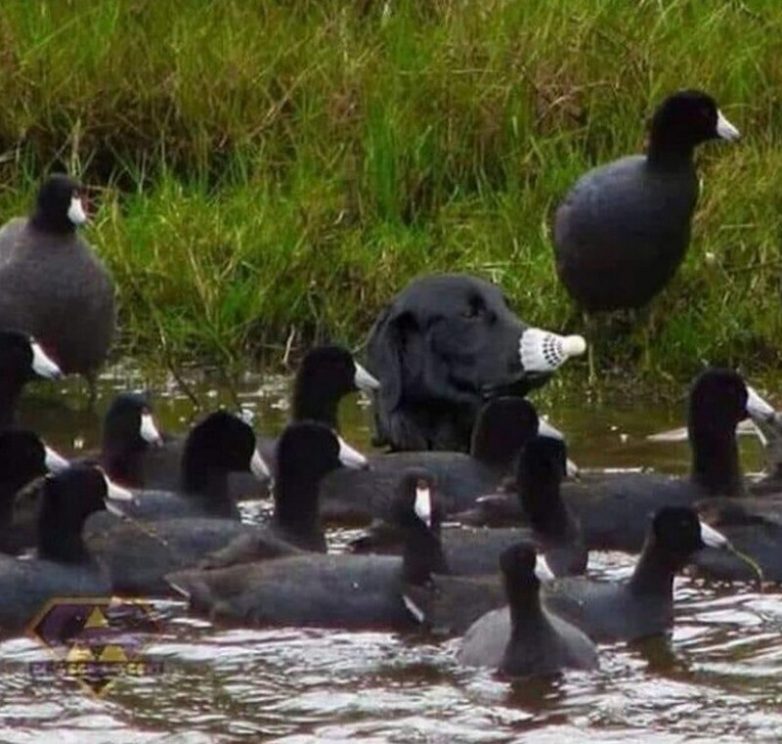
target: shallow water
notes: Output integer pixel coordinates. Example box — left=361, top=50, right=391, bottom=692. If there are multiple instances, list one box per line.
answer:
left=0, top=364, right=779, bottom=743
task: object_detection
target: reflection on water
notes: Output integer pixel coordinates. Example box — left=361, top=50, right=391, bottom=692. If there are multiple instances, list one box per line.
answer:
left=0, top=364, right=779, bottom=742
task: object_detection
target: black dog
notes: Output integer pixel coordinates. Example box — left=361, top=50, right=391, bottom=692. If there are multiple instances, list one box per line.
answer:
left=367, top=274, right=585, bottom=451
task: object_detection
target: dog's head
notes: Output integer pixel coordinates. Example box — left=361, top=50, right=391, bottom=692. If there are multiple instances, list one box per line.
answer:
left=367, top=274, right=576, bottom=450
left=369, top=274, right=534, bottom=412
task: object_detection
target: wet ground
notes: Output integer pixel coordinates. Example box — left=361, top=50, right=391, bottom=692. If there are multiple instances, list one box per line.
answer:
left=0, top=364, right=780, bottom=743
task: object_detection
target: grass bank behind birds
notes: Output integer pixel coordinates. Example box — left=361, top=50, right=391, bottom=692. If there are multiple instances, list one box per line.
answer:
left=0, top=0, right=781, bottom=384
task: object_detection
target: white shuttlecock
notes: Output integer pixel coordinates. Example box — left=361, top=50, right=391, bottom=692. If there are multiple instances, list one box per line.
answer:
left=519, top=328, right=586, bottom=373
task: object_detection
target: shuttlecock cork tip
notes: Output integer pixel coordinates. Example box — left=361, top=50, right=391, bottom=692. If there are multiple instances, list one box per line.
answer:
left=562, top=335, right=587, bottom=357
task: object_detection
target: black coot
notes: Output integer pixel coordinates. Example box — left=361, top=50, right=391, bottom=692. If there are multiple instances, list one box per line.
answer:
left=0, top=465, right=115, bottom=634
left=541, top=507, right=730, bottom=642
left=351, top=436, right=586, bottom=578
left=0, top=174, right=115, bottom=382
left=554, top=90, right=739, bottom=313
left=0, top=331, right=62, bottom=427
left=457, top=543, right=598, bottom=676
left=166, top=467, right=447, bottom=630
left=85, top=422, right=367, bottom=595
left=319, top=396, right=541, bottom=523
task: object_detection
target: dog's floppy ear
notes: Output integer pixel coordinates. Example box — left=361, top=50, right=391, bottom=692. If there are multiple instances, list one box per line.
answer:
left=368, top=305, right=418, bottom=413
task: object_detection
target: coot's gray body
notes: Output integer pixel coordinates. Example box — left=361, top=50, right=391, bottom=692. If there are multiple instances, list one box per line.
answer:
left=0, top=176, right=115, bottom=377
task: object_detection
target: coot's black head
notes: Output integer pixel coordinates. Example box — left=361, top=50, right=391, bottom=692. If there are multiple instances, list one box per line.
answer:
left=517, top=435, right=567, bottom=523
left=182, top=411, right=257, bottom=485
left=392, top=467, right=441, bottom=533
left=0, top=331, right=62, bottom=386
left=300, top=346, right=379, bottom=394
left=500, top=542, right=553, bottom=596
left=688, top=368, right=749, bottom=435
left=275, top=421, right=366, bottom=533
left=648, top=90, right=739, bottom=161
left=30, top=174, right=88, bottom=234
left=38, top=465, right=108, bottom=563
left=471, top=397, right=540, bottom=469
left=277, top=421, right=353, bottom=487
left=292, top=346, right=379, bottom=425
left=0, top=429, right=48, bottom=491
left=103, top=392, right=162, bottom=452
left=649, top=506, right=728, bottom=559
left=395, top=467, right=448, bottom=584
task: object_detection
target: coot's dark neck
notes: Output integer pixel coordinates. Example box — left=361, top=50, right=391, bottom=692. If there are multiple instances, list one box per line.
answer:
left=507, top=584, right=547, bottom=638
left=470, top=425, right=521, bottom=471
left=628, top=542, right=681, bottom=597
left=646, top=135, right=697, bottom=169
left=38, top=510, right=92, bottom=564
left=0, top=488, right=16, bottom=530
left=102, top=448, right=143, bottom=487
left=689, top=423, right=744, bottom=496
left=402, top=524, right=448, bottom=585
left=0, top=475, right=39, bottom=523
left=521, top=483, right=570, bottom=540
left=292, top=377, right=341, bottom=429
left=180, top=458, right=235, bottom=516
left=30, top=211, right=75, bottom=235
left=273, top=476, right=323, bottom=548
left=0, top=381, right=24, bottom=429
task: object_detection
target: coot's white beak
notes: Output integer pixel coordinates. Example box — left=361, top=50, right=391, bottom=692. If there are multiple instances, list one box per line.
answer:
left=67, top=195, right=87, bottom=226
left=746, top=385, right=776, bottom=422
left=414, top=485, right=432, bottom=529
left=537, top=418, right=564, bottom=441
left=646, top=426, right=689, bottom=443
left=140, top=412, right=163, bottom=446
left=534, top=554, right=556, bottom=582
left=700, top=520, right=729, bottom=549
left=716, top=110, right=740, bottom=142
left=31, top=341, right=62, bottom=379
left=250, top=448, right=271, bottom=479
left=537, top=419, right=578, bottom=476
left=402, top=594, right=426, bottom=624
left=44, top=446, right=70, bottom=473
left=100, top=472, right=134, bottom=515
left=354, top=362, right=380, bottom=393
left=338, top=436, right=369, bottom=469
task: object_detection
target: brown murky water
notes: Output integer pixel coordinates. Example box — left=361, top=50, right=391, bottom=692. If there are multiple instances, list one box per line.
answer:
left=1, top=364, right=780, bottom=743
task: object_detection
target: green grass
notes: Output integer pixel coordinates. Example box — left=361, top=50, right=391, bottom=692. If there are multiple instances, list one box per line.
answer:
left=0, top=0, right=781, bottom=383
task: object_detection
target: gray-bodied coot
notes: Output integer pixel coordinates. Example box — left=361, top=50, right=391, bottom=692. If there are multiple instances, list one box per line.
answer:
left=554, top=90, right=739, bottom=314
left=0, top=175, right=115, bottom=382
left=256, top=345, right=380, bottom=468
left=84, top=422, right=367, bottom=595
left=89, top=392, right=164, bottom=486
left=451, top=507, right=730, bottom=646
left=0, top=331, right=62, bottom=427
left=112, top=410, right=268, bottom=521
left=351, top=435, right=586, bottom=578
left=462, top=369, right=769, bottom=553
left=0, top=430, right=51, bottom=554
left=457, top=543, right=597, bottom=677
left=541, top=507, right=729, bottom=642
left=319, top=396, right=542, bottom=524
left=165, top=467, right=447, bottom=630
left=0, top=465, right=119, bottom=634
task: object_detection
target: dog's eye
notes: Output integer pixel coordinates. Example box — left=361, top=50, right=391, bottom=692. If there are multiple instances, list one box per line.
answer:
left=462, top=297, right=485, bottom=320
